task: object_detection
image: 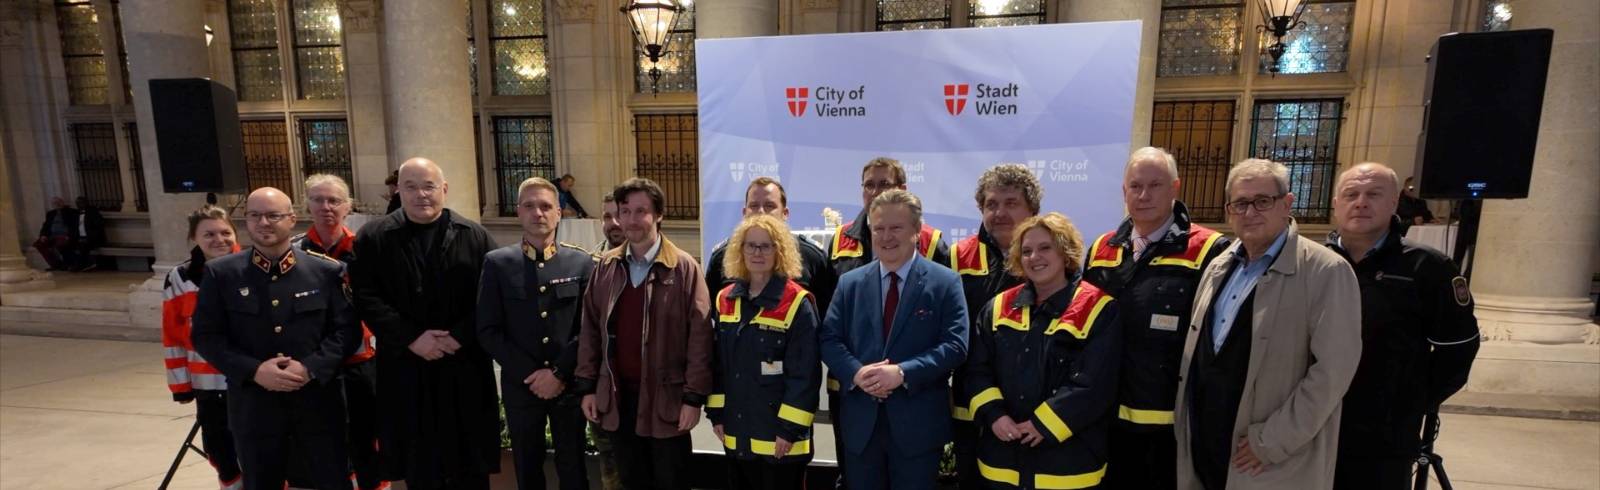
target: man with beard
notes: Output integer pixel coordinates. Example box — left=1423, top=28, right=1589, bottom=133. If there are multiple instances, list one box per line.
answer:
left=351, top=158, right=501, bottom=489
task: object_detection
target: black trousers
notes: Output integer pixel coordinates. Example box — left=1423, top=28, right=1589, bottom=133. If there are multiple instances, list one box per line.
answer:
left=404, top=474, right=490, bottom=490
left=507, top=395, right=589, bottom=490
left=194, top=391, right=242, bottom=487
left=344, top=361, right=384, bottom=490
left=230, top=393, right=349, bottom=490
left=952, top=418, right=980, bottom=490
left=727, top=457, right=808, bottom=490
left=608, top=387, right=692, bottom=490
left=1334, top=454, right=1415, bottom=490
left=1104, top=425, right=1176, bottom=490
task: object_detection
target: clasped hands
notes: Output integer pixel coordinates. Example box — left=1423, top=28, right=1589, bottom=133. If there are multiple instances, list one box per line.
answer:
left=254, top=355, right=309, bottom=392
left=408, top=329, right=462, bottom=361
left=853, top=360, right=905, bottom=400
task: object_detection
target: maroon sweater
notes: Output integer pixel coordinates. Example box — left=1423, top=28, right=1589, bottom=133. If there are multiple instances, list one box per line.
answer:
left=612, top=279, right=648, bottom=387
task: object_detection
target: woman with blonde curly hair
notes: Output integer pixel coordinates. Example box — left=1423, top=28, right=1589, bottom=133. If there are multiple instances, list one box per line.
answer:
left=705, top=214, right=822, bottom=490
left=963, top=212, right=1124, bottom=489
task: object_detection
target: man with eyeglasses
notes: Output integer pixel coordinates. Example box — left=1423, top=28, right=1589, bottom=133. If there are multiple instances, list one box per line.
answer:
left=191, top=187, right=361, bottom=490
left=704, top=177, right=837, bottom=313
left=1173, top=158, right=1361, bottom=490
left=352, top=157, right=502, bottom=489
left=289, top=173, right=386, bottom=490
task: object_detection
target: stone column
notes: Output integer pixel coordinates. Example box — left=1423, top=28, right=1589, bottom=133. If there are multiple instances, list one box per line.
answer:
left=340, top=0, right=391, bottom=214
left=1470, top=0, right=1600, bottom=344
left=1, top=0, right=73, bottom=269
left=381, top=0, right=478, bottom=220
left=121, top=0, right=212, bottom=329
left=0, top=110, right=56, bottom=296
left=549, top=0, right=631, bottom=218
left=698, top=0, right=779, bottom=38
left=1065, top=0, right=1160, bottom=148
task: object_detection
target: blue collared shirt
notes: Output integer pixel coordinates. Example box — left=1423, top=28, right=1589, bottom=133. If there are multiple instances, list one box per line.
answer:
left=879, top=255, right=917, bottom=311
left=625, top=237, right=662, bottom=288
left=1209, top=229, right=1290, bottom=352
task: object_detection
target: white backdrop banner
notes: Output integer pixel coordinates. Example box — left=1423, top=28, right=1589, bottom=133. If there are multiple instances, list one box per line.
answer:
left=696, top=22, right=1143, bottom=258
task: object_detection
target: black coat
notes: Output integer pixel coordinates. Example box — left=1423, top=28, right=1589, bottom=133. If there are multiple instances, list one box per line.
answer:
left=351, top=209, right=502, bottom=482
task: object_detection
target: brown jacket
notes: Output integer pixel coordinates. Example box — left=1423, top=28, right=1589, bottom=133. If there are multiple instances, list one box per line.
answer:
left=1175, top=220, right=1363, bottom=490
left=574, top=236, right=713, bottom=438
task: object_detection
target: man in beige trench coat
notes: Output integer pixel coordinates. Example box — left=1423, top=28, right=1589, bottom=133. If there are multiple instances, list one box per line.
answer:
left=1174, top=158, right=1362, bottom=490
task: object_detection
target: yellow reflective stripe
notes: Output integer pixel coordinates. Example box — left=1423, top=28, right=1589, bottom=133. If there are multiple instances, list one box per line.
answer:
left=1118, top=405, right=1175, bottom=425
left=969, top=386, right=1003, bottom=415
left=978, top=459, right=1021, bottom=486
left=707, top=394, right=726, bottom=409
left=948, top=241, right=961, bottom=269
left=952, top=404, right=973, bottom=421
left=1034, top=464, right=1107, bottom=489
left=921, top=229, right=942, bottom=258
left=1043, top=291, right=1113, bottom=340
left=831, top=226, right=863, bottom=259
left=991, top=296, right=1029, bottom=332
left=827, top=378, right=841, bottom=392
left=1149, top=232, right=1223, bottom=269
left=751, top=290, right=811, bottom=330
left=1034, top=402, right=1073, bottom=442
left=1087, top=235, right=1122, bottom=269
left=726, top=435, right=813, bottom=456
left=777, top=404, right=814, bottom=427
left=953, top=240, right=990, bottom=276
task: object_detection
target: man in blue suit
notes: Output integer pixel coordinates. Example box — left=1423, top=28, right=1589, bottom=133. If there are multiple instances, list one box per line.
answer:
left=820, top=189, right=969, bottom=490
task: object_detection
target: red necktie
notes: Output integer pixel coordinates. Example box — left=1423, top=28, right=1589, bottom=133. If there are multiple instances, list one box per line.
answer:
left=883, top=271, right=900, bottom=340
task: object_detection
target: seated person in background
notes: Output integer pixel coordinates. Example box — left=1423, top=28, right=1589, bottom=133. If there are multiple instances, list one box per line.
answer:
left=558, top=174, right=591, bottom=218
left=33, top=197, right=81, bottom=271
left=74, top=197, right=108, bottom=271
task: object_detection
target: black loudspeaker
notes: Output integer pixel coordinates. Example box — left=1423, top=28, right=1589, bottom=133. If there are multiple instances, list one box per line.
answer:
left=1415, top=29, right=1552, bottom=199
left=149, top=78, right=246, bottom=193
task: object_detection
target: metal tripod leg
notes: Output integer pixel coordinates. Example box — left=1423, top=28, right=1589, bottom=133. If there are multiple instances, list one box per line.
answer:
left=159, top=419, right=211, bottom=490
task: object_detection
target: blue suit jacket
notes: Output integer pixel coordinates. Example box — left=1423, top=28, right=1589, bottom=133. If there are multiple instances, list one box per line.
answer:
left=819, top=254, right=969, bottom=456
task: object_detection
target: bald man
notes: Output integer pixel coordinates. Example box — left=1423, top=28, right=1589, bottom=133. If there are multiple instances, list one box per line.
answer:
left=1326, top=163, right=1479, bottom=490
left=351, top=158, right=502, bottom=489
left=190, top=187, right=361, bottom=490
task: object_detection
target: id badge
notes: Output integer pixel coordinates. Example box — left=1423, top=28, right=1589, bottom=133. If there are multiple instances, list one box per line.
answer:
left=760, top=361, right=784, bottom=375
left=1150, top=314, right=1180, bottom=331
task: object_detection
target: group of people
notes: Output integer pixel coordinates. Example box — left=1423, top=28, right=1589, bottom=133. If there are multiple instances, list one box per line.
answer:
left=33, top=196, right=107, bottom=271
left=161, top=148, right=1481, bottom=490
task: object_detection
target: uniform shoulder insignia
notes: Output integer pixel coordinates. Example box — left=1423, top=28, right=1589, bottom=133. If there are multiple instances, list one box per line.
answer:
left=1452, top=276, right=1472, bottom=306
left=560, top=241, right=587, bottom=251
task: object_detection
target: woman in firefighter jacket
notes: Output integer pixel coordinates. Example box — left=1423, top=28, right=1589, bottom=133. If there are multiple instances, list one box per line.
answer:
left=161, top=204, right=243, bottom=489
left=965, top=212, right=1123, bottom=490
left=706, top=214, right=823, bottom=490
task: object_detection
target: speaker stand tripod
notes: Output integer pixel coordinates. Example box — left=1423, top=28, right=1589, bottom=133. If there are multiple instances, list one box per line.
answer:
left=158, top=419, right=210, bottom=490
left=1412, top=411, right=1453, bottom=490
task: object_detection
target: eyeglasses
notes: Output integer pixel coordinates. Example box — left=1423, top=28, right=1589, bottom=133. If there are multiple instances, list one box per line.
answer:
left=742, top=242, right=776, bottom=255
left=246, top=212, right=294, bottom=223
left=309, top=196, right=348, bottom=206
left=861, top=180, right=901, bottom=192
left=1225, top=195, right=1283, bottom=215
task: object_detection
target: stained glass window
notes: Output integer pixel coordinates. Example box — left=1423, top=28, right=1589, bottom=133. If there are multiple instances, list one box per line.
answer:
left=1248, top=98, right=1344, bottom=223
left=55, top=1, right=108, bottom=105
left=1157, top=0, right=1243, bottom=77
left=241, top=120, right=294, bottom=193
left=969, top=0, right=1044, bottom=28
left=228, top=0, right=284, bottom=101
left=491, top=0, right=550, bottom=96
left=491, top=116, right=557, bottom=216
left=69, top=123, right=123, bottom=209
left=876, top=0, right=950, bottom=31
left=1481, top=0, right=1512, bottom=31
left=635, top=0, right=696, bottom=93
left=291, top=0, right=345, bottom=99
left=298, top=119, right=353, bottom=185
left=1257, top=0, right=1354, bottom=75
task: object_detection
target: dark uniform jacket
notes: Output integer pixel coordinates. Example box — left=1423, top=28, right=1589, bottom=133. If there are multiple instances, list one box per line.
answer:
left=190, top=247, right=360, bottom=436
left=1327, top=216, right=1480, bottom=457
left=477, top=240, right=596, bottom=407
left=706, top=278, right=822, bottom=463
left=966, top=279, right=1122, bottom=489
left=706, top=232, right=836, bottom=316
left=948, top=226, right=1024, bottom=422
left=292, top=226, right=377, bottom=364
left=350, top=209, right=501, bottom=480
left=1081, top=201, right=1228, bottom=431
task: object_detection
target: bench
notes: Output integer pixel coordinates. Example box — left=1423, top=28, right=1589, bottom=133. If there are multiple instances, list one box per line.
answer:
left=95, top=245, right=154, bottom=272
